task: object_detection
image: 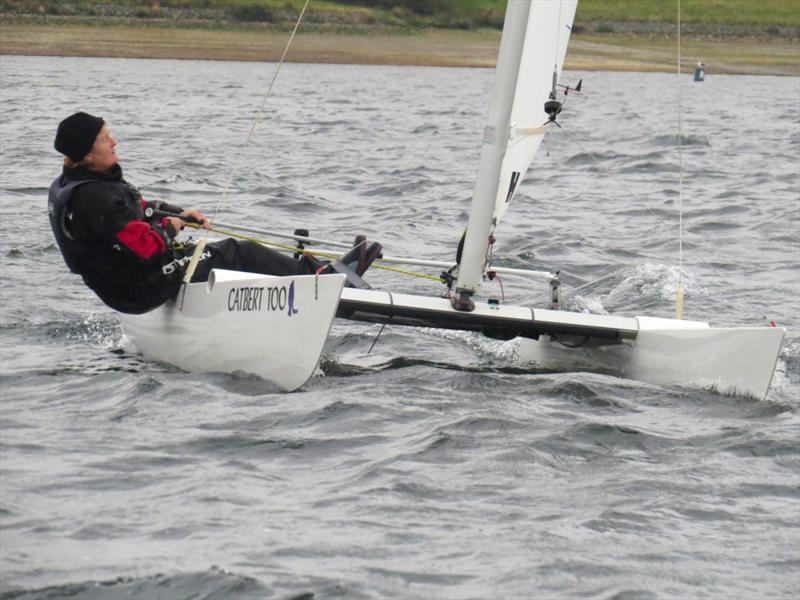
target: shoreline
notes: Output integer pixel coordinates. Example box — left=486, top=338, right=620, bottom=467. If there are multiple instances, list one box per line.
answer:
left=1, top=24, right=798, bottom=76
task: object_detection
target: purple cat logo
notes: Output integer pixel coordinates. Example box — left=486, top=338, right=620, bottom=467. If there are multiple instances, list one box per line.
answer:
left=287, top=281, right=299, bottom=316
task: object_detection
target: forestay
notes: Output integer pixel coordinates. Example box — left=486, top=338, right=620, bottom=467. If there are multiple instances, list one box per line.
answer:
left=456, top=0, right=578, bottom=296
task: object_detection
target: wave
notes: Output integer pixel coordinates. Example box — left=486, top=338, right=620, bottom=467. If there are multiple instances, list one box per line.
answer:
left=650, top=133, right=711, bottom=147
left=16, top=314, right=126, bottom=350
left=563, top=263, right=703, bottom=315
left=0, top=567, right=269, bottom=600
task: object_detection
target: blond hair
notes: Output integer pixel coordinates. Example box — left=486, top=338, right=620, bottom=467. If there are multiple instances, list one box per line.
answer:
left=63, top=156, right=89, bottom=169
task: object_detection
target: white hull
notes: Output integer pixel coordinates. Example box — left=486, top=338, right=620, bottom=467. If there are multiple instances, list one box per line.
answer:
left=120, top=270, right=345, bottom=391
left=519, top=316, right=785, bottom=400
left=338, top=289, right=785, bottom=400
left=119, top=274, right=783, bottom=398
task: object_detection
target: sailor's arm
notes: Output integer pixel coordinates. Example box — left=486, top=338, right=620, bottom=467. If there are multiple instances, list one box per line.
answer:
left=73, top=185, right=177, bottom=263
left=140, top=197, right=209, bottom=229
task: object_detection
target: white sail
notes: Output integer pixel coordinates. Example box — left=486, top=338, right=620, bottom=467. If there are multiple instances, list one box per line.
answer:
left=455, top=0, right=578, bottom=298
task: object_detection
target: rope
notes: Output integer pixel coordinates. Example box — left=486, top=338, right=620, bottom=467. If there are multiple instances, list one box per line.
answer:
left=368, top=323, right=387, bottom=354
left=676, top=0, right=685, bottom=319
left=494, top=272, right=506, bottom=304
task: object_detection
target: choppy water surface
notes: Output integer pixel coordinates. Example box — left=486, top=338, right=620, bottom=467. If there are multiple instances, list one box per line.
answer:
left=0, top=56, right=798, bottom=599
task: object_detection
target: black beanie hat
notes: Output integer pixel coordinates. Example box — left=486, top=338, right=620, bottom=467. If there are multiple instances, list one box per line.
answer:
left=54, top=112, right=105, bottom=162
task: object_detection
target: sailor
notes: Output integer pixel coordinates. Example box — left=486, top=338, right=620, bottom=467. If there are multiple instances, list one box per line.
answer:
left=49, top=111, right=381, bottom=314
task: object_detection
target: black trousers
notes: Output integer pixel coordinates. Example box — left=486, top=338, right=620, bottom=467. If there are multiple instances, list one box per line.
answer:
left=188, top=238, right=314, bottom=282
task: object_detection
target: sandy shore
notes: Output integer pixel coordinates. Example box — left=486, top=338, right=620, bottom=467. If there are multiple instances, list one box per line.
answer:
left=1, top=24, right=798, bottom=76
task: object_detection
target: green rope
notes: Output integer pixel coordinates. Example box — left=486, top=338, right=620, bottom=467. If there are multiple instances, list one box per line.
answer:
left=186, top=223, right=443, bottom=283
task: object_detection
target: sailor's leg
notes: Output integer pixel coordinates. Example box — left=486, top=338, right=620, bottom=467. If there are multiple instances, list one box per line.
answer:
left=189, top=236, right=381, bottom=283
left=191, top=238, right=305, bottom=281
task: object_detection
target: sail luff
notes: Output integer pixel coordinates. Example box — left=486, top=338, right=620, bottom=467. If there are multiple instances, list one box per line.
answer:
left=455, top=0, right=578, bottom=299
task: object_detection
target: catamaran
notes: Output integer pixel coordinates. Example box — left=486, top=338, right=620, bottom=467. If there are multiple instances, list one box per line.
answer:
left=120, top=0, right=784, bottom=399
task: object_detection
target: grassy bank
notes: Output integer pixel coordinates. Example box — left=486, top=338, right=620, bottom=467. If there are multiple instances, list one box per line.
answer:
left=576, top=0, right=799, bottom=28
left=0, top=0, right=798, bottom=75
left=1, top=0, right=799, bottom=33
left=1, top=22, right=797, bottom=76
left=0, top=24, right=502, bottom=67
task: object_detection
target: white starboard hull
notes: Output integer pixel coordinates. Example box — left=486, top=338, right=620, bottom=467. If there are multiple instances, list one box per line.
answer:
left=519, top=317, right=785, bottom=400
left=338, top=289, right=785, bottom=400
left=120, top=270, right=346, bottom=391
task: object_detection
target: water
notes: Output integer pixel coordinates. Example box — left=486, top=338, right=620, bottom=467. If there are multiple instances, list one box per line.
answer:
left=1, top=56, right=798, bottom=599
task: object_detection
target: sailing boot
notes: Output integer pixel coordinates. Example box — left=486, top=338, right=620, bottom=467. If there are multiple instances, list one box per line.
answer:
left=342, top=235, right=382, bottom=276
left=356, top=242, right=382, bottom=276
left=321, top=236, right=383, bottom=288
left=336, top=235, right=366, bottom=276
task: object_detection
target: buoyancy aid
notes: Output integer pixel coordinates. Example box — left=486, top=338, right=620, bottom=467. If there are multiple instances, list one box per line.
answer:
left=48, top=166, right=183, bottom=314
left=48, top=175, right=118, bottom=276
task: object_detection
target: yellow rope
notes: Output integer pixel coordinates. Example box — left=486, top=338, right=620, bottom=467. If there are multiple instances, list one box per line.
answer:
left=186, top=223, right=443, bottom=283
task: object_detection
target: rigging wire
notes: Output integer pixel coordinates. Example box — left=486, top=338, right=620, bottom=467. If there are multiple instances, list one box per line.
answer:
left=210, top=0, right=311, bottom=225
left=179, top=0, right=311, bottom=296
left=676, top=0, right=685, bottom=319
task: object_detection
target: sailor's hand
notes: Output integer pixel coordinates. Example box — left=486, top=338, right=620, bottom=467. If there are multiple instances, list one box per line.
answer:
left=166, top=216, right=185, bottom=234
left=180, top=209, right=210, bottom=229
